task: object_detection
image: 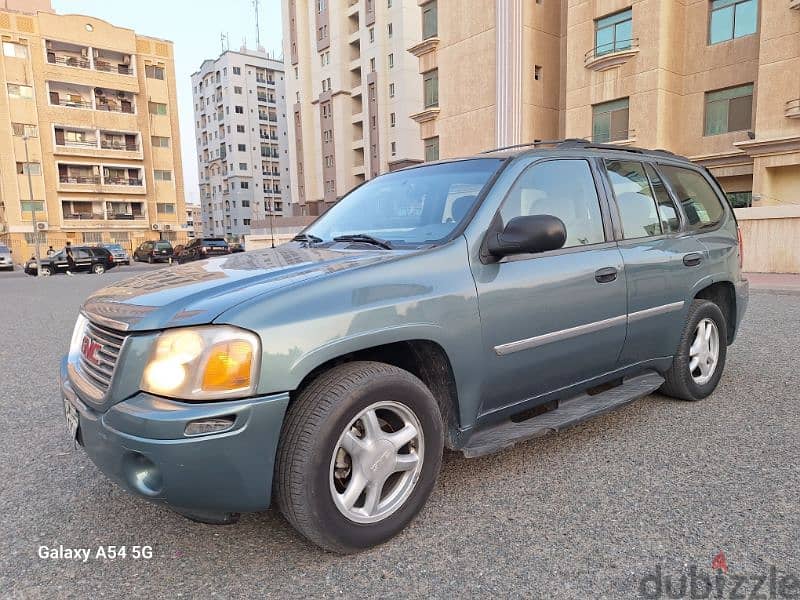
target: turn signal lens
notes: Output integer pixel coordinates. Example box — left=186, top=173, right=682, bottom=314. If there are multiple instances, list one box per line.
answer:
left=201, top=341, right=253, bottom=392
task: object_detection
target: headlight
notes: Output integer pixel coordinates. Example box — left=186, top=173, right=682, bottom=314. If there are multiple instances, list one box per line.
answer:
left=69, top=314, right=89, bottom=357
left=141, top=326, right=261, bottom=401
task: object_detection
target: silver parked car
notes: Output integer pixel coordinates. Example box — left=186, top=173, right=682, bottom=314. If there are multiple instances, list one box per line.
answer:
left=99, top=243, right=130, bottom=265
left=0, top=244, right=13, bottom=271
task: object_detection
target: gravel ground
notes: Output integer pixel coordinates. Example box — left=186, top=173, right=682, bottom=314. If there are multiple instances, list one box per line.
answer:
left=0, top=269, right=798, bottom=599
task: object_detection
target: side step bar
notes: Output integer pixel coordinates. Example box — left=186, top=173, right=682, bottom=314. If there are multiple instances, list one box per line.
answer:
left=462, top=371, right=665, bottom=458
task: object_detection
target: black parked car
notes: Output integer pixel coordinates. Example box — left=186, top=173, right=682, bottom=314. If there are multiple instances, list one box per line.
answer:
left=25, top=246, right=115, bottom=276
left=133, top=240, right=173, bottom=263
left=174, top=238, right=230, bottom=264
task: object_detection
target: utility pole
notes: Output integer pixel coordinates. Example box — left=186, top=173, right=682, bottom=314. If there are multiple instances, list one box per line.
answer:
left=268, top=199, right=276, bottom=248
left=253, top=0, right=261, bottom=48
left=22, top=134, right=41, bottom=277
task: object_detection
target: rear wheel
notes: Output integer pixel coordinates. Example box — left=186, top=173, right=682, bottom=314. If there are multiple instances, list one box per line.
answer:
left=39, top=265, right=52, bottom=277
left=92, top=263, right=106, bottom=275
left=275, top=361, right=443, bottom=553
left=660, top=299, right=727, bottom=401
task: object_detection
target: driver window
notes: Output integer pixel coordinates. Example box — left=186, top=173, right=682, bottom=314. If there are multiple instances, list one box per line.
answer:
left=499, top=159, right=605, bottom=248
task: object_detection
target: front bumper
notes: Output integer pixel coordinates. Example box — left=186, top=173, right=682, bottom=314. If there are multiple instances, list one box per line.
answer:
left=60, top=359, right=290, bottom=513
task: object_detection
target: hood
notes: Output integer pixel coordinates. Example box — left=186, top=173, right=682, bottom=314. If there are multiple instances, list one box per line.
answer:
left=82, top=244, right=401, bottom=331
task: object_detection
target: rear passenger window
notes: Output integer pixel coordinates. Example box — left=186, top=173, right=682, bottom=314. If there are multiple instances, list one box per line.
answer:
left=645, top=165, right=681, bottom=233
left=659, top=165, right=725, bottom=230
left=605, top=160, right=662, bottom=239
left=500, top=159, right=605, bottom=249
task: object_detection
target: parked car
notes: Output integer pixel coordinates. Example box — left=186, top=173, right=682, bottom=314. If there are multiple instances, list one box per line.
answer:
left=228, top=242, right=245, bottom=253
left=0, top=244, right=13, bottom=271
left=27, top=246, right=115, bottom=276
left=133, top=240, right=173, bottom=263
left=60, top=140, right=748, bottom=553
left=99, top=243, right=130, bottom=265
left=173, top=237, right=230, bottom=264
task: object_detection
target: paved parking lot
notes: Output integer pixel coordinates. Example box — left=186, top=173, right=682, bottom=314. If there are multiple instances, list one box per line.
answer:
left=0, top=268, right=798, bottom=598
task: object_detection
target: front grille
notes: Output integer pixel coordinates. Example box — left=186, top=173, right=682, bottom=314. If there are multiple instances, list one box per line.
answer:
left=77, top=320, right=127, bottom=393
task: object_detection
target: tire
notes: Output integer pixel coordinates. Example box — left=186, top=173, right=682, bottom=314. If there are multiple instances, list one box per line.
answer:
left=39, top=266, right=52, bottom=277
left=92, top=264, right=105, bottom=275
left=275, top=361, right=443, bottom=553
left=660, top=299, right=728, bottom=401
left=147, top=255, right=153, bottom=264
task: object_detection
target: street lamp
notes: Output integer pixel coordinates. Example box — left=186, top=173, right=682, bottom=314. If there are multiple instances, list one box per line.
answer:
left=22, top=134, right=41, bottom=277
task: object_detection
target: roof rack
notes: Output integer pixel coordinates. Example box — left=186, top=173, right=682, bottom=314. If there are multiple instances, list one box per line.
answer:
left=481, top=138, right=690, bottom=162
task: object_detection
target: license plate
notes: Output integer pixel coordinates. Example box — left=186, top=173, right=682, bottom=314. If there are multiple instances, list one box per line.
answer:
left=64, top=398, right=79, bottom=442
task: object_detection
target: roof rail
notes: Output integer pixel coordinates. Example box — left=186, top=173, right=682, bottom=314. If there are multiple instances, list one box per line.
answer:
left=481, top=138, right=690, bottom=161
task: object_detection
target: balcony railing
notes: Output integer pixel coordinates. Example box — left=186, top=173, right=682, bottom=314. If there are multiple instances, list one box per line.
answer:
left=96, top=101, right=134, bottom=114
left=63, top=211, right=145, bottom=221
left=107, top=213, right=145, bottom=220
left=47, top=54, right=90, bottom=69
left=786, top=98, right=800, bottom=118
left=94, top=61, right=132, bottom=75
left=64, top=212, right=104, bottom=220
left=105, top=177, right=143, bottom=186
left=52, top=98, right=92, bottom=109
left=791, top=0, right=800, bottom=10
left=59, top=175, right=101, bottom=184
left=59, top=139, right=98, bottom=148
left=584, top=38, right=640, bottom=69
left=100, top=140, right=139, bottom=151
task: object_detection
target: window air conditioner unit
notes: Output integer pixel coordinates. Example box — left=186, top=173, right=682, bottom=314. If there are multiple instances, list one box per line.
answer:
left=152, top=223, right=161, bottom=231
left=36, top=222, right=49, bottom=231
left=164, top=224, right=172, bottom=231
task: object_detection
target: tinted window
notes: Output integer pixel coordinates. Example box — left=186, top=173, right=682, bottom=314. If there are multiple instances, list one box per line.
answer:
left=606, top=160, right=662, bottom=239
left=155, top=241, right=172, bottom=249
left=645, top=165, right=681, bottom=233
left=660, top=166, right=725, bottom=230
left=500, top=159, right=605, bottom=248
left=203, top=239, right=228, bottom=247
left=74, top=249, right=91, bottom=259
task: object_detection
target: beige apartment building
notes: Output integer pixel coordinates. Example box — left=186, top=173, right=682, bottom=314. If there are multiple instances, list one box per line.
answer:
left=283, top=0, right=425, bottom=215
left=0, top=1, right=187, bottom=259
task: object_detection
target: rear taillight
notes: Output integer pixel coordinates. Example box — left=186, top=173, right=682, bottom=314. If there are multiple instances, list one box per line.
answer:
left=737, top=226, right=744, bottom=270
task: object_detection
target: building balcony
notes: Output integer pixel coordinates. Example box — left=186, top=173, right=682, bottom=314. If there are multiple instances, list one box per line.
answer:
left=58, top=164, right=145, bottom=193
left=786, top=99, right=800, bottom=119
left=100, top=139, right=139, bottom=152
left=584, top=39, right=640, bottom=71
left=47, top=54, right=91, bottom=69
left=50, top=96, right=93, bottom=109
left=59, top=175, right=101, bottom=185
left=62, top=201, right=146, bottom=224
left=104, top=177, right=143, bottom=187
left=46, top=40, right=134, bottom=76
left=791, top=0, right=800, bottom=10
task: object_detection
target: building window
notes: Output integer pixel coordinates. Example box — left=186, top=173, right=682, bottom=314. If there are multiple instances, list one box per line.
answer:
left=422, top=0, right=438, bottom=39
left=237, top=144, right=246, bottom=152
left=388, top=23, right=393, bottom=37
left=391, top=141, right=396, bottom=156
left=145, top=65, right=165, bottom=79
left=234, top=86, right=243, bottom=94
left=241, top=181, right=249, bottom=189
left=390, top=112, right=396, bottom=127
left=21, top=201, right=44, bottom=214
left=148, top=102, right=168, bottom=115
left=709, top=0, right=758, bottom=45
left=244, top=218, right=251, bottom=226
left=154, top=170, right=172, bottom=181
left=592, top=97, right=630, bottom=142
left=151, top=136, right=170, bottom=147
left=423, top=70, right=439, bottom=108
left=534, top=65, right=542, bottom=81
left=156, top=203, right=176, bottom=214
left=12, top=123, right=38, bottom=137
left=235, top=105, right=244, bottom=114
left=233, top=66, right=241, bottom=75
left=389, top=83, right=395, bottom=97
left=726, top=191, right=752, bottom=208
left=388, top=53, right=394, bottom=68
left=369, top=27, right=375, bottom=43
left=704, top=84, right=753, bottom=135
left=3, top=42, right=27, bottom=58
left=239, top=163, right=248, bottom=170
left=237, top=125, right=246, bottom=132
left=16, top=162, right=41, bottom=175
left=370, top=57, right=376, bottom=72
left=424, top=137, right=439, bottom=161
left=594, top=9, right=633, bottom=56
left=8, top=83, right=33, bottom=98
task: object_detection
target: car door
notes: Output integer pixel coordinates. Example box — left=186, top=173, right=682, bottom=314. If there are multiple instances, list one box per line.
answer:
left=471, top=158, right=628, bottom=418
left=51, top=250, right=68, bottom=273
left=73, top=248, right=93, bottom=272
left=600, top=159, right=707, bottom=365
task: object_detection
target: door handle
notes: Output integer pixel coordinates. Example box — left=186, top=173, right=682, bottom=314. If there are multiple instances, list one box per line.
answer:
left=683, top=252, right=703, bottom=267
left=595, top=266, right=618, bottom=283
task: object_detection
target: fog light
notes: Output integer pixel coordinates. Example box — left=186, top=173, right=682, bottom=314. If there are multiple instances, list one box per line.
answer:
left=184, top=416, right=235, bottom=437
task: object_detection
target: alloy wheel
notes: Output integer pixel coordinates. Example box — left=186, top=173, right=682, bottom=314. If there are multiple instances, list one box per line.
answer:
left=689, top=317, right=720, bottom=385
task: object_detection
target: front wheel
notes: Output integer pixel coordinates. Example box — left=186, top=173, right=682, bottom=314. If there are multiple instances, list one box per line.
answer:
left=660, top=299, right=728, bottom=401
left=275, top=362, right=443, bottom=553
left=92, top=264, right=106, bottom=275
left=39, top=266, right=52, bottom=277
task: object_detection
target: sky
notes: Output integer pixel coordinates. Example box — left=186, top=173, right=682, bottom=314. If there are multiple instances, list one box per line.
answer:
left=51, top=0, right=285, bottom=205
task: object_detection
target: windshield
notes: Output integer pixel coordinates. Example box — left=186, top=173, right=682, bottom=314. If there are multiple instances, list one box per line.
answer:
left=203, top=239, right=228, bottom=247
left=304, top=159, right=504, bottom=247
left=105, top=244, right=123, bottom=251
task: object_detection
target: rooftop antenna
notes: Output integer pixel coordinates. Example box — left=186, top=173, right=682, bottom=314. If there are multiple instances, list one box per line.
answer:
left=253, top=0, right=261, bottom=48
left=220, top=32, right=229, bottom=53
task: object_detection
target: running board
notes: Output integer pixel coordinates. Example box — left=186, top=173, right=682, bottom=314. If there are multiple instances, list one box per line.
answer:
left=462, top=371, right=665, bottom=458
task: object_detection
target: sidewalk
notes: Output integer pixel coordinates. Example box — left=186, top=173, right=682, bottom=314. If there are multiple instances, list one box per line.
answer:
left=744, top=273, right=800, bottom=293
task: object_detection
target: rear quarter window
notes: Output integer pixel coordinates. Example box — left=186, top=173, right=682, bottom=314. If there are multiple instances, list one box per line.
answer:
left=659, top=165, right=725, bottom=231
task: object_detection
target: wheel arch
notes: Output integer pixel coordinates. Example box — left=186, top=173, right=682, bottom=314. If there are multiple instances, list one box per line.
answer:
left=694, top=280, right=736, bottom=344
left=291, top=339, right=461, bottom=449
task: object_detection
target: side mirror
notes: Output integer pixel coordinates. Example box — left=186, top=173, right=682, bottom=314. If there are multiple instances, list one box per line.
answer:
left=487, top=214, right=567, bottom=258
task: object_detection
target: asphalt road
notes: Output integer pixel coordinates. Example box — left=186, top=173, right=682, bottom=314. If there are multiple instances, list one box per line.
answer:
left=0, top=268, right=798, bottom=599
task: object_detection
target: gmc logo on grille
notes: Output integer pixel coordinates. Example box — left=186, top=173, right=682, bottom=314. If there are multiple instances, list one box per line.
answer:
left=80, top=335, right=103, bottom=366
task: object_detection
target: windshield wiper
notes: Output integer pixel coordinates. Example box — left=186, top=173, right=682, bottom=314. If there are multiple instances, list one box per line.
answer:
left=333, top=234, right=394, bottom=249
left=292, top=233, right=323, bottom=245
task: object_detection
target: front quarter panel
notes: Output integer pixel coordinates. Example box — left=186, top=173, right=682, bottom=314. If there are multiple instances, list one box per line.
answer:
left=214, top=240, right=482, bottom=429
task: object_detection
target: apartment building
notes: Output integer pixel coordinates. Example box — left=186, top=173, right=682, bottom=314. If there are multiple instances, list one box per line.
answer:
left=403, top=0, right=800, bottom=272
left=0, top=2, right=187, bottom=257
left=283, top=0, right=425, bottom=216
left=191, top=49, right=290, bottom=239
left=185, top=203, right=202, bottom=238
